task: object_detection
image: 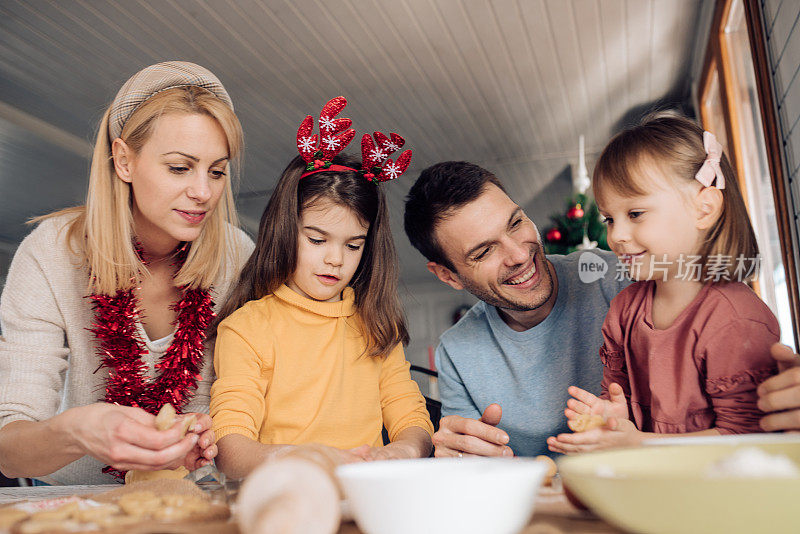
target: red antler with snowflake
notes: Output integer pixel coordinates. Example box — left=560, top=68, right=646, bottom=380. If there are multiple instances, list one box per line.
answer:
left=297, top=96, right=412, bottom=183
left=297, top=96, right=356, bottom=173
left=360, top=131, right=413, bottom=183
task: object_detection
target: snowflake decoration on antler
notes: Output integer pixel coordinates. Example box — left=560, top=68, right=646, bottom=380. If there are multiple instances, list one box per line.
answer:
left=384, top=141, right=401, bottom=152
left=322, top=137, right=342, bottom=151
left=369, top=147, right=386, bottom=161
left=319, top=116, right=337, bottom=132
left=382, top=160, right=404, bottom=181
left=297, top=136, right=316, bottom=153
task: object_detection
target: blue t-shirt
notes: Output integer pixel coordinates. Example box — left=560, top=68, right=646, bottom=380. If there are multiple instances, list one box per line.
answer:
left=436, top=249, right=629, bottom=457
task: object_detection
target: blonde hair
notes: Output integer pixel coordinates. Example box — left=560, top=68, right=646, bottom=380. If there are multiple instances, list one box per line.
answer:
left=36, top=86, right=243, bottom=294
left=592, top=113, right=758, bottom=282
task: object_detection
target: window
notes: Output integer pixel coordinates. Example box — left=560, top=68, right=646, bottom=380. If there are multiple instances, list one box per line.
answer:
left=699, top=0, right=797, bottom=348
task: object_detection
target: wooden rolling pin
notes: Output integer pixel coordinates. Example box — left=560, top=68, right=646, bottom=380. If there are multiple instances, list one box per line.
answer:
left=237, top=445, right=356, bottom=534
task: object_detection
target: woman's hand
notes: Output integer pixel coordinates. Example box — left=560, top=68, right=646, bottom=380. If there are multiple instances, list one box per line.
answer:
left=60, top=403, right=200, bottom=472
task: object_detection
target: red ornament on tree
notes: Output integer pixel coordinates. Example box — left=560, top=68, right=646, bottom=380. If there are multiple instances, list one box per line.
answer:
left=546, top=228, right=562, bottom=242
left=567, top=203, right=585, bottom=220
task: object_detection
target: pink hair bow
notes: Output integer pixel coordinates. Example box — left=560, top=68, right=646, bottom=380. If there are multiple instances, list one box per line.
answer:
left=694, top=131, right=726, bottom=189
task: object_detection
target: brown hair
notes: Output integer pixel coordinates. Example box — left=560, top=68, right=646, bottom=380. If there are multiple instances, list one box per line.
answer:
left=592, top=112, right=758, bottom=281
left=36, top=85, right=243, bottom=294
left=217, top=154, right=409, bottom=357
left=404, top=161, right=505, bottom=272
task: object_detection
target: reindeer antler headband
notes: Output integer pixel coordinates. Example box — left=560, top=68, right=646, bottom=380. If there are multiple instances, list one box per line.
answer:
left=296, top=96, right=412, bottom=182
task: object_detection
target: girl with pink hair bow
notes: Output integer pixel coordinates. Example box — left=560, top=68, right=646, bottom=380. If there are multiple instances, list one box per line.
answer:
left=548, top=113, right=779, bottom=453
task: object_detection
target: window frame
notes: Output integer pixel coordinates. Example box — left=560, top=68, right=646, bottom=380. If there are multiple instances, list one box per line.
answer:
left=699, top=0, right=799, bottom=348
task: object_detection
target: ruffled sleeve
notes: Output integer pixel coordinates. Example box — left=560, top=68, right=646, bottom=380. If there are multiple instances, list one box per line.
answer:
left=599, top=295, right=631, bottom=403
left=699, top=318, right=779, bottom=434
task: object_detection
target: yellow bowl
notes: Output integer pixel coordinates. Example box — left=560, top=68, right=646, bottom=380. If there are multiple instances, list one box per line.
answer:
left=557, top=434, right=800, bottom=534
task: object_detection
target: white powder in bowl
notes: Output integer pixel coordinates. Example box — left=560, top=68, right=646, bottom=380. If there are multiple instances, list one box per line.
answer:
left=705, top=447, right=800, bottom=478
left=594, top=465, right=620, bottom=478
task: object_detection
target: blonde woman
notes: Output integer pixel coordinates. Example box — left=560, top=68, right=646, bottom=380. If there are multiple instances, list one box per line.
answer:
left=0, top=62, right=253, bottom=484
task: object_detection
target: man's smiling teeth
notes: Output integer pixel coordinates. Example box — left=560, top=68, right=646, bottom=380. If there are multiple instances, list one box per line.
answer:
left=506, top=261, right=537, bottom=285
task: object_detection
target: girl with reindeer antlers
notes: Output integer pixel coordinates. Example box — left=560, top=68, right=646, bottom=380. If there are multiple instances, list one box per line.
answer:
left=210, top=97, right=433, bottom=478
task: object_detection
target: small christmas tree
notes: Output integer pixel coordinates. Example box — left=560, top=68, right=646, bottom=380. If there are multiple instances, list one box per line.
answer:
left=543, top=193, right=609, bottom=255
left=543, top=135, right=610, bottom=255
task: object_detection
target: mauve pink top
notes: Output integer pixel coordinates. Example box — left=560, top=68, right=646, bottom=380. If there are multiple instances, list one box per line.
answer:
left=600, top=281, right=779, bottom=434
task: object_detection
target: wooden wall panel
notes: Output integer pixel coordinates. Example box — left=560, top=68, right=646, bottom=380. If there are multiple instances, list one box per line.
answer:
left=0, top=0, right=704, bottom=287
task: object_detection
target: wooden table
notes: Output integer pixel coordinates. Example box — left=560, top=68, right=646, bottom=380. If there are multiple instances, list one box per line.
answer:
left=518, top=486, right=622, bottom=534
left=0, top=485, right=116, bottom=504
left=0, top=483, right=623, bottom=533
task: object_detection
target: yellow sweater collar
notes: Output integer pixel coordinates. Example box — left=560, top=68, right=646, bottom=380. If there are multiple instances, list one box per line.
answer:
left=273, top=284, right=356, bottom=317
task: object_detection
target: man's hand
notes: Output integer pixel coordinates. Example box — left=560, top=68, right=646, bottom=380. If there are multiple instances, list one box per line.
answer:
left=758, top=343, right=800, bottom=431
left=432, top=403, right=514, bottom=457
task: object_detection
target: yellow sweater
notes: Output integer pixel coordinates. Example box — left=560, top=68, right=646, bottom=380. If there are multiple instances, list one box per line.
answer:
left=210, top=285, right=433, bottom=448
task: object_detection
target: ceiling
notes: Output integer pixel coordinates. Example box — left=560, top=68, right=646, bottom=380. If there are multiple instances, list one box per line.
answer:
left=0, top=0, right=709, bottom=284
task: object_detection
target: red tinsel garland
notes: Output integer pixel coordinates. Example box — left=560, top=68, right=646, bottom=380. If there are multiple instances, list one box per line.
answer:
left=88, top=243, right=215, bottom=414
left=89, top=244, right=214, bottom=479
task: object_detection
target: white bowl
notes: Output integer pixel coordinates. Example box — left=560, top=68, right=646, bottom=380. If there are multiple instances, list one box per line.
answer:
left=336, top=457, right=547, bottom=534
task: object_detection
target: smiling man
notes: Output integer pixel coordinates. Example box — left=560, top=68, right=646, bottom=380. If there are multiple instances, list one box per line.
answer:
left=404, top=161, right=629, bottom=457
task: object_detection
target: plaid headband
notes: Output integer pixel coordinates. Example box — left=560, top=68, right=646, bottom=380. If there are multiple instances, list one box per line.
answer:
left=107, top=61, right=233, bottom=142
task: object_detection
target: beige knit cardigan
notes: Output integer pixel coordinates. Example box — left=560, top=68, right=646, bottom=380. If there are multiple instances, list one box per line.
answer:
left=0, top=214, right=253, bottom=485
